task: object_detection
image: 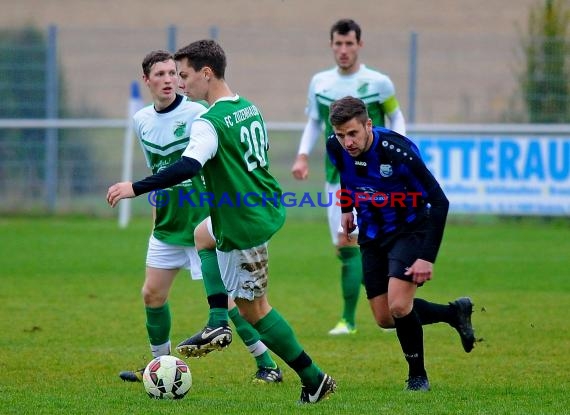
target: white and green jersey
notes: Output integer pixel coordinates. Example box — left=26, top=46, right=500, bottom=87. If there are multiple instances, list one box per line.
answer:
left=134, top=95, right=208, bottom=246
left=306, top=64, right=401, bottom=183
left=182, top=95, right=285, bottom=252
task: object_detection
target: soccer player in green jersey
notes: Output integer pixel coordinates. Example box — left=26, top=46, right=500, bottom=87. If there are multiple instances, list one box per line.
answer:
left=118, top=50, right=281, bottom=384
left=291, top=19, right=406, bottom=335
left=107, top=40, right=336, bottom=404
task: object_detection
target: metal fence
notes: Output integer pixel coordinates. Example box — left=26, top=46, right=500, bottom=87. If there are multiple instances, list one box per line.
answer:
left=1, top=24, right=567, bottom=123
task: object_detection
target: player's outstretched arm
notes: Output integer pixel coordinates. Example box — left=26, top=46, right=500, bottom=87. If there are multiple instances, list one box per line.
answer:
left=106, top=156, right=203, bottom=208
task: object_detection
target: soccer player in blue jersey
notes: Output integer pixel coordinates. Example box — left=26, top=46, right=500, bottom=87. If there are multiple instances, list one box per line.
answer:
left=292, top=19, right=406, bottom=335
left=326, top=96, right=476, bottom=391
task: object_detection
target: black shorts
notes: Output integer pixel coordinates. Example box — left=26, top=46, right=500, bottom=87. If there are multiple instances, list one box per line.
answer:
left=360, top=231, right=426, bottom=299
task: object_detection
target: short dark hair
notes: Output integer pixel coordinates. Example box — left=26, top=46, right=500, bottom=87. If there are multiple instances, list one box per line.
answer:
left=174, top=39, right=226, bottom=79
left=329, top=96, right=369, bottom=126
left=141, top=50, right=173, bottom=77
left=330, top=19, right=361, bottom=42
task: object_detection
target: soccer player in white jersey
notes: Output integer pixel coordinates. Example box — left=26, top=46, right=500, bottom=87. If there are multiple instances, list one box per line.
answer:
left=118, top=50, right=281, bottom=384
left=291, top=19, right=406, bottom=335
left=108, top=40, right=336, bottom=404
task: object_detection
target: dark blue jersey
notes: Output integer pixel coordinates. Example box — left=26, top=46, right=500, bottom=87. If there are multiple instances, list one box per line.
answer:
left=326, top=126, right=449, bottom=263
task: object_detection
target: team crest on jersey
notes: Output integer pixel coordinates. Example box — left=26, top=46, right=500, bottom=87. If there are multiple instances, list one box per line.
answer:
left=173, top=121, right=187, bottom=138
left=357, top=82, right=369, bottom=94
left=379, top=164, right=393, bottom=177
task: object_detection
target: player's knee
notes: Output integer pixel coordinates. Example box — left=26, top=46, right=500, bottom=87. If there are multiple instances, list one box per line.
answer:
left=371, top=306, right=394, bottom=328
left=194, top=223, right=215, bottom=250
left=389, top=301, right=413, bottom=319
left=141, top=285, right=167, bottom=307
left=375, top=316, right=395, bottom=329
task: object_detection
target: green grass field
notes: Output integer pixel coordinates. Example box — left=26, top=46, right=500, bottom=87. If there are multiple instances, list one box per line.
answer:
left=1, top=216, right=569, bottom=414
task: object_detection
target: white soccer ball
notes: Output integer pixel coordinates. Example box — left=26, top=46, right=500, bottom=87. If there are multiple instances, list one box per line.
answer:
left=142, top=355, right=192, bottom=399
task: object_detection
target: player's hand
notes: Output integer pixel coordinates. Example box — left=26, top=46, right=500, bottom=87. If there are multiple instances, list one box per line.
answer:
left=341, top=212, right=356, bottom=240
left=291, top=154, right=309, bottom=180
left=404, top=258, right=433, bottom=285
left=106, top=181, right=135, bottom=207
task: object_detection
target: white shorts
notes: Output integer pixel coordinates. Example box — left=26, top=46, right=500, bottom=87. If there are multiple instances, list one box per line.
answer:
left=205, top=217, right=268, bottom=301
left=216, top=243, right=269, bottom=301
left=146, top=235, right=202, bottom=280
left=325, top=181, right=358, bottom=246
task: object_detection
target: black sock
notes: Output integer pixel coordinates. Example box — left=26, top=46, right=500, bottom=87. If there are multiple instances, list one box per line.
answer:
left=394, top=308, right=426, bottom=378
left=414, top=298, right=454, bottom=325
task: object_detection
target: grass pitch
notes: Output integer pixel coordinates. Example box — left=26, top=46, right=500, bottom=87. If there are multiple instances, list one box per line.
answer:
left=1, top=216, right=569, bottom=414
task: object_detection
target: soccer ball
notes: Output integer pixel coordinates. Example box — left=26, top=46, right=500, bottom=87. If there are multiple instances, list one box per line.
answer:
left=142, top=355, right=192, bottom=399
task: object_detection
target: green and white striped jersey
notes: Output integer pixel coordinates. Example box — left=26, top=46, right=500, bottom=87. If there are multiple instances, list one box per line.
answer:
left=134, top=95, right=208, bottom=246
left=182, top=95, right=285, bottom=251
left=306, top=64, right=400, bottom=183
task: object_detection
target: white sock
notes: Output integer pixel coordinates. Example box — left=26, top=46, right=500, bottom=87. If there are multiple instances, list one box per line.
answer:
left=150, top=340, right=171, bottom=358
left=246, top=340, right=268, bottom=357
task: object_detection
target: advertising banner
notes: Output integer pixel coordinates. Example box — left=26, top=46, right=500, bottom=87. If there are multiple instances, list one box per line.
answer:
left=414, top=136, right=570, bottom=215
